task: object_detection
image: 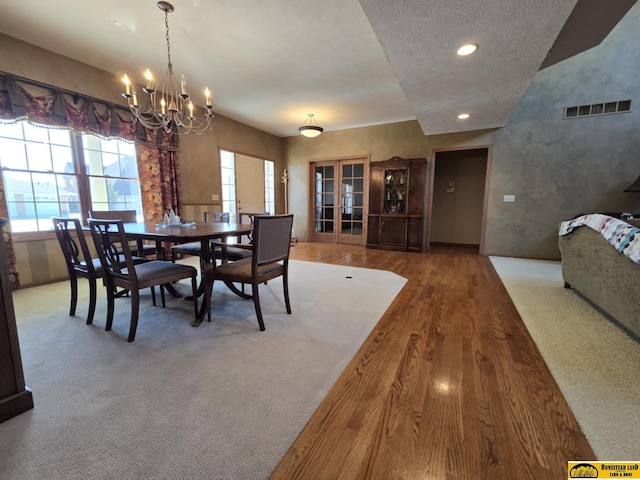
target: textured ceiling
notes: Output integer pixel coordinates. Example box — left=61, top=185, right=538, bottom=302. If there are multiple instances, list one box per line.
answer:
left=359, top=0, right=578, bottom=135
left=0, top=0, right=633, bottom=137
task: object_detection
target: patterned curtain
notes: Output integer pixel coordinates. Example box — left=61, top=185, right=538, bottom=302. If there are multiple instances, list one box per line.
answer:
left=137, top=129, right=182, bottom=222
left=0, top=72, right=183, bottom=289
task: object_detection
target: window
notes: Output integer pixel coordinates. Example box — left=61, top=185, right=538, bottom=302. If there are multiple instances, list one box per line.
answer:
left=0, top=121, right=143, bottom=233
left=82, top=134, right=143, bottom=219
left=220, top=149, right=237, bottom=221
left=264, top=160, right=275, bottom=216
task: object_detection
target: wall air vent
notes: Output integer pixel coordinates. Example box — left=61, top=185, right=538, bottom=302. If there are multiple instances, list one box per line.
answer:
left=564, top=99, right=631, bottom=119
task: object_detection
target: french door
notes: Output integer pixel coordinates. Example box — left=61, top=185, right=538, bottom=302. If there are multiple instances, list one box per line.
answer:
left=310, top=157, right=368, bottom=244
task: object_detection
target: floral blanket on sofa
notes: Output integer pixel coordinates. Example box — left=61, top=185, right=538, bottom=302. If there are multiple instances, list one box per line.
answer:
left=559, top=214, right=640, bottom=264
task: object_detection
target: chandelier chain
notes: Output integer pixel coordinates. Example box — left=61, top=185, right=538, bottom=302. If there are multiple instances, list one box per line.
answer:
left=165, top=10, right=172, bottom=70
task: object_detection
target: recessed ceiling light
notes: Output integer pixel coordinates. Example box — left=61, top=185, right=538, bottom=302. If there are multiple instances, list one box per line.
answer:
left=457, top=43, right=478, bottom=56
left=458, top=113, right=470, bottom=119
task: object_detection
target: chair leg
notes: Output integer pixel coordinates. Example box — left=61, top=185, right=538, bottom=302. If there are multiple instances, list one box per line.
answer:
left=160, top=285, right=166, bottom=308
left=191, top=275, right=198, bottom=320
left=252, top=282, right=266, bottom=331
left=128, top=289, right=140, bottom=342
left=151, top=286, right=156, bottom=306
left=282, top=271, right=292, bottom=315
left=204, top=277, right=213, bottom=322
left=105, top=280, right=115, bottom=331
left=87, top=277, right=98, bottom=325
left=69, top=273, right=78, bottom=316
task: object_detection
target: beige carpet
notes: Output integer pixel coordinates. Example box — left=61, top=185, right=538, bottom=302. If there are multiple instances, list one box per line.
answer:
left=490, top=256, right=640, bottom=460
left=0, top=259, right=406, bottom=480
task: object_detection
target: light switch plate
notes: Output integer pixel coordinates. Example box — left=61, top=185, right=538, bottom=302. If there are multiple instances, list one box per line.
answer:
left=503, top=194, right=515, bottom=202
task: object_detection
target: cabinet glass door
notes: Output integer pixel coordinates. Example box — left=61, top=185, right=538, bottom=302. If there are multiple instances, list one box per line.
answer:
left=383, top=168, right=407, bottom=214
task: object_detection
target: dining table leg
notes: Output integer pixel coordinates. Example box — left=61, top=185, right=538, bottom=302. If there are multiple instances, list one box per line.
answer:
left=188, top=238, right=214, bottom=325
left=153, top=239, right=183, bottom=298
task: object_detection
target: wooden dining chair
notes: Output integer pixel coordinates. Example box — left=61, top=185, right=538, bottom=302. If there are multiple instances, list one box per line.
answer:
left=88, top=209, right=160, bottom=258
left=88, top=219, right=199, bottom=342
left=170, top=211, right=230, bottom=262
left=52, top=217, right=149, bottom=325
left=210, top=211, right=270, bottom=265
left=204, top=214, right=293, bottom=331
left=52, top=217, right=104, bottom=325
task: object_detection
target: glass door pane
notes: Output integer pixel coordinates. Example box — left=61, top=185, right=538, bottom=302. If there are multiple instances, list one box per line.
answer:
left=313, top=164, right=336, bottom=241
left=338, top=161, right=365, bottom=244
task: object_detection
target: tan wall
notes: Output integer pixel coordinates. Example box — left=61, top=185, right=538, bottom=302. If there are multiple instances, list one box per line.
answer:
left=13, top=237, right=69, bottom=286
left=178, top=115, right=283, bottom=208
left=282, top=2, right=640, bottom=256
left=282, top=122, right=494, bottom=242
left=0, top=33, right=283, bottom=287
left=3, top=0, right=640, bottom=283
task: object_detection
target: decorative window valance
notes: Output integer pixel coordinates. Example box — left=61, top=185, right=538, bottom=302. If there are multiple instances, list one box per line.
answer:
left=0, top=71, right=185, bottom=291
left=0, top=71, right=179, bottom=149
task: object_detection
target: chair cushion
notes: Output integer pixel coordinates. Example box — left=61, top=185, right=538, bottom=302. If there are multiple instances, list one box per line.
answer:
left=216, top=246, right=253, bottom=262
left=122, top=261, right=196, bottom=283
left=80, top=255, right=147, bottom=273
left=171, top=242, right=202, bottom=254
left=215, top=257, right=283, bottom=279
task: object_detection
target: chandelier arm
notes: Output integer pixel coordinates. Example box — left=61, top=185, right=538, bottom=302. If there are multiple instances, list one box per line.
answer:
left=122, top=1, right=213, bottom=135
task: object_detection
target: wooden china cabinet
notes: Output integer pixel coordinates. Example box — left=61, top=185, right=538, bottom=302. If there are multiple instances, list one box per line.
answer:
left=366, top=156, right=427, bottom=252
left=0, top=218, right=33, bottom=422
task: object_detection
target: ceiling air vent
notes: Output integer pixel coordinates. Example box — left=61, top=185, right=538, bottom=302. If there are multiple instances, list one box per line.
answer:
left=564, top=99, right=631, bottom=119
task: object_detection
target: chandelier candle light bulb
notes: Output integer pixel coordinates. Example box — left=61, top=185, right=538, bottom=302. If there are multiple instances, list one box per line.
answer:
left=121, top=1, right=214, bottom=135
left=144, top=69, right=153, bottom=91
left=123, top=74, right=131, bottom=96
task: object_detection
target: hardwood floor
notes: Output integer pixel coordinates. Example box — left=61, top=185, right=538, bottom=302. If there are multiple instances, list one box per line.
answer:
left=272, top=242, right=595, bottom=479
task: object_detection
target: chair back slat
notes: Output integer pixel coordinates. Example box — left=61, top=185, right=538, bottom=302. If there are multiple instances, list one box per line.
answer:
left=253, top=214, right=293, bottom=266
left=89, top=219, right=134, bottom=278
left=88, top=210, right=138, bottom=222
left=52, top=217, right=95, bottom=273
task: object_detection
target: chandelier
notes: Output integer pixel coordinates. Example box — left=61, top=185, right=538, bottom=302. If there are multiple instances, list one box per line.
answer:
left=122, top=2, right=214, bottom=135
left=298, top=113, right=324, bottom=137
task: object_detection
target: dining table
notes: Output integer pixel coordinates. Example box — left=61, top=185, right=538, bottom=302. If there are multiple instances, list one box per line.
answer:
left=117, top=221, right=254, bottom=325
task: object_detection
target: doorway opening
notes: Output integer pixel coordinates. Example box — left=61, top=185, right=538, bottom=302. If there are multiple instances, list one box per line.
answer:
left=220, top=149, right=274, bottom=221
left=427, top=147, right=490, bottom=254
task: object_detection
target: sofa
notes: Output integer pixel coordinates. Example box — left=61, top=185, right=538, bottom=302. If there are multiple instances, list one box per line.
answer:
left=558, top=214, right=640, bottom=340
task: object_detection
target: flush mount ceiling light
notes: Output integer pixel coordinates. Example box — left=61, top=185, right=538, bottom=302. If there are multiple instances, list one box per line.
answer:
left=121, top=1, right=214, bottom=135
left=457, top=43, right=479, bottom=56
left=298, top=113, right=324, bottom=138
left=458, top=113, right=470, bottom=119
